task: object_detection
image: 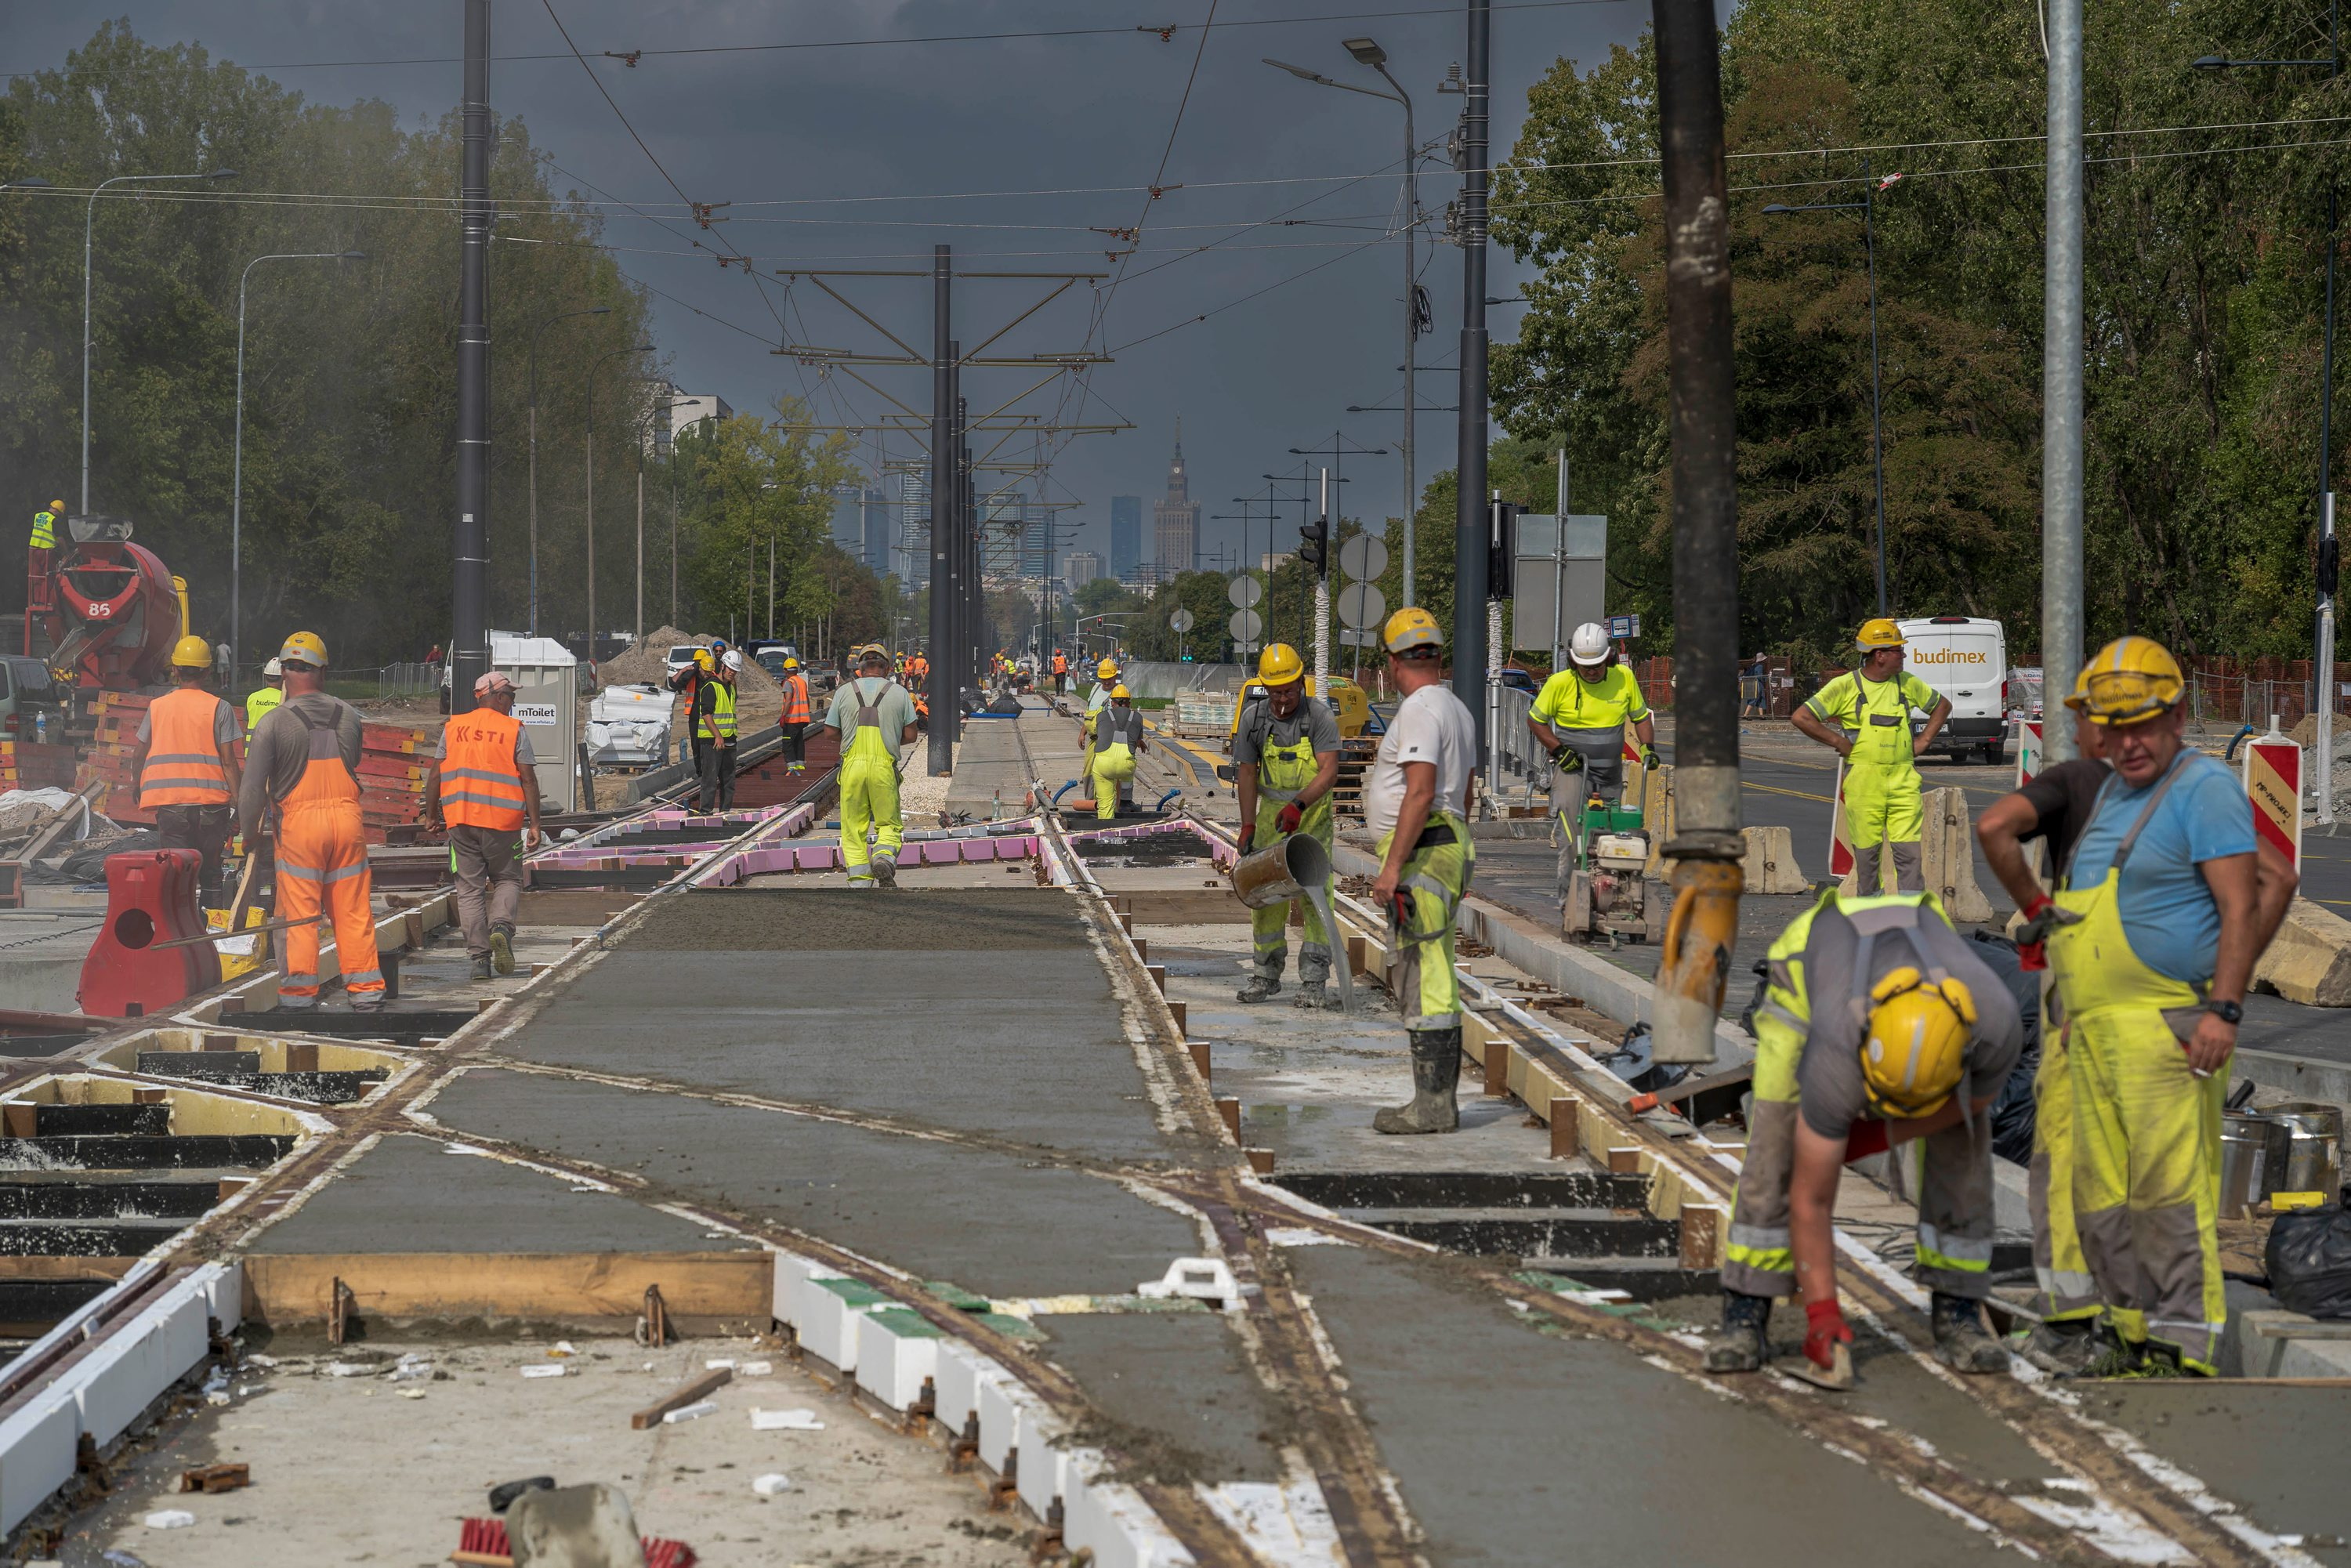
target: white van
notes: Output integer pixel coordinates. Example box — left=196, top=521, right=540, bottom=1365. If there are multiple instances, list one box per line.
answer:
left=1896, top=615, right=2008, bottom=763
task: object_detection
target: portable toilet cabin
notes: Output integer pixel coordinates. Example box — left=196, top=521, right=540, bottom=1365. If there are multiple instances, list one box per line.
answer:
left=488, top=632, right=580, bottom=813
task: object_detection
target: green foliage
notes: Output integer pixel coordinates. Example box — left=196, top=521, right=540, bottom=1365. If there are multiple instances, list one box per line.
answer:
left=669, top=402, right=857, bottom=643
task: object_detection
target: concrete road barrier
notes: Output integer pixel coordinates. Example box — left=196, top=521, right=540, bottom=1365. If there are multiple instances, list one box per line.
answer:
left=1741, top=824, right=1809, bottom=894
left=2254, top=897, right=2351, bottom=1006
left=1838, top=787, right=1991, bottom=922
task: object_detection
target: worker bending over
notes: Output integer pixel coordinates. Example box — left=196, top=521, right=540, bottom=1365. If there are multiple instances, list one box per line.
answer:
left=1794, top=618, right=1951, bottom=893
left=1081, top=657, right=1121, bottom=808
left=823, top=647, right=919, bottom=887
left=1090, top=686, right=1147, bottom=821
left=246, top=657, right=285, bottom=733
left=427, top=671, right=543, bottom=980
left=1527, top=621, right=1658, bottom=896
left=1708, top=888, right=2023, bottom=1383
left=134, top=635, right=243, bottom=911
left=1233, top=643, right=1343, bottom=1008
left=237, top=632, right=382, bottom=1012
left=696, top=650, right=740, bottom=812
left=1366, top=609, right=1480, bottom=1135
left=2037, top=637, right=2291, bottom=1376
left=780, top=655, right=812, bottom=776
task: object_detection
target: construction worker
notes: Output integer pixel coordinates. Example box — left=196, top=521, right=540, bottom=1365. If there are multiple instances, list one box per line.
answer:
left=2038, top=636, right=2293, bottom=1376
left=780, top=656, right=812, bottom=775
left=1233, top=643, right=1343, bottom=1008
left=1705, top=886, right=2025, bottom=1383
left=1527, top=621, right=1660, bottom=896
left=907, top=649, right=929, bottom=693
left=1090, top=686, right=1147, bottom=821
left=237, top=632, right=382, bottom=1012
left=245, top=658, right=285, bottom=733
left=426, top=672, right=543, bottom=980
left=697, top=650, right=741, bottom=812
left=1792, top=618, right=1951, bottom=894
left=1082, top=656, right=1121, bottom=809
left=1365, top=609, right=1480, bottom=1135
left=668, top=648, right=707, bottom=770
left=822, top=646, right=918, bottom=887
left=133, top=634, right=243, bottom=911
left=1052, top=647, right=1068, bottom=695
left=26, top=498, right=60, bottom=628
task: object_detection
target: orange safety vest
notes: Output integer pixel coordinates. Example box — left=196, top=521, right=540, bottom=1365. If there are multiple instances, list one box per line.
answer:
left=783, top=673, right=811, bottom=725
left=439, top=708, right=529, bottom=831
left=1053, top=653, right=1067, bottom=674
left=138, top=686, right=232, bottom=806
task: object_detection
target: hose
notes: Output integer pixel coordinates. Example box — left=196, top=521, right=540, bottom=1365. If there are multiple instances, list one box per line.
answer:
left=2225, top=724, right=2255, bottom=763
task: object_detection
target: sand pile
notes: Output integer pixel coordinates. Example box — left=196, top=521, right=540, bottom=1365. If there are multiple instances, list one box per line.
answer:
left=598, top=625, right=698, bottom=686
left=588, top=625, right=785, bottom=743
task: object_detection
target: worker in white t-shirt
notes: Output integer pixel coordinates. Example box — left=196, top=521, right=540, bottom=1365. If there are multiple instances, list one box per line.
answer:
left=1364, top=607, right=1481, bottom=1135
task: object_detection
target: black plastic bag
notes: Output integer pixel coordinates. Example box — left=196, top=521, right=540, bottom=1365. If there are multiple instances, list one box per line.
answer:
left=1602, top=1020, right=1689, bottom=1096
left=1965, top=930, right=2042, bottom=1167
left=2265, top=1206, right=2351, bottom=1317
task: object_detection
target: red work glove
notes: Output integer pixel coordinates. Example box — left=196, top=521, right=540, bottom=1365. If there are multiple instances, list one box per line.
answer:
left=1277, top=801, right=1303, bottom=836
left=1843, top=1120, right=1890, bottom=1163
left=1803, top=1299, right=1853, bottom=1371
left=1392, top=888, right=1415, bottom=932
left=1236, top=824, right=1255, bottom=856
left=2016, top=893, right=2053, bottom=972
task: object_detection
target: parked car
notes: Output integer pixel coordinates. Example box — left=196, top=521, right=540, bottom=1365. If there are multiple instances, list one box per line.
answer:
left=1898, top=615, right=2009, bottom=764
left=665, top=644, right=705, bottom=680
left=804, top=659, right=839, bottom=693
left=0, top=657, right=62, bottom=740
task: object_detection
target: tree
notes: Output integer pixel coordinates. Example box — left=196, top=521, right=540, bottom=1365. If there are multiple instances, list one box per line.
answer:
left=671, top=400, right=853, bottom=640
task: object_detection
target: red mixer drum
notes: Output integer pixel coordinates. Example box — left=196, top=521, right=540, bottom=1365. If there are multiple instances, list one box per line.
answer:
left=78, top=849, right=214, bottom=1018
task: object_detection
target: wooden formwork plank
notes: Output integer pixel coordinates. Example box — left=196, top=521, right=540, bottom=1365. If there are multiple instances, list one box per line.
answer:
left=241, top=1251, right=771, bottom=1324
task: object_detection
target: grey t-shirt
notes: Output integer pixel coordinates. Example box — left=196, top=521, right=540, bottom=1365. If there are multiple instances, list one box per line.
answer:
left=236, top=690, right=365, bottom=842
left=1786, top=900, right=2024, bottom=1139
left=135, top=692, right=240, bottom=753
left=1232, top=696, right=1341, bottom=768
left=824, top=676, right=918, bottom=762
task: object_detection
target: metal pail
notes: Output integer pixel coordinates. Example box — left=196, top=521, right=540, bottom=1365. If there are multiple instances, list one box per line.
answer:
left=2220, top=1112, right=2292, bottom=1219
left=2263, top=1100, right=2345, bottom=1199
left=1230, top=831, right=1331, bottom=911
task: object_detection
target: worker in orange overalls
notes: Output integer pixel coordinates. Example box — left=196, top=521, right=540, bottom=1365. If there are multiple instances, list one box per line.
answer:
left=1052, top=647, right=1068, bottom=696
left=907, top=650, right=928, bottom=693
left=781, top=655, right=813, bottom=775
left=237, top=631, right=382, bottom=1012
left=133, top=634, right=244, bottom=910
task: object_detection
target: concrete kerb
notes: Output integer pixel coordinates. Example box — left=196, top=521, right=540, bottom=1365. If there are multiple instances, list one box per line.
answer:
left=2252, top=897, right=2351, bottom=1006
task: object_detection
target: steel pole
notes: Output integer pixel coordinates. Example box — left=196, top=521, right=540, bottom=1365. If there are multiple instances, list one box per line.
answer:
left=1315, top=469, right=1332, bottom=684
left=1864, top=170, right=1890, bottom=617
left=929, top=246, right=954, bottom=773
left=1399, top=83, right=1418, bottom=606
left=1649, top=0, right=1745, bottom=1064
left=1452, top=0, right=1491, bottom=742
left=451, top=0, right=494, bottom=716
left=527, top=399, right=539, bottom=636
left=2318, top=0, right=2342, bottom=823
left=2041, top=0, right=2085, bottom=765
left=636, top=465, right=645, bottom=649
left=233, top=272, right=250, bottom=680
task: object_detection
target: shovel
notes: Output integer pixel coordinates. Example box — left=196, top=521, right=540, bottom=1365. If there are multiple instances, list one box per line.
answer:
left=1773, top=1341, right=1855, bottom=1391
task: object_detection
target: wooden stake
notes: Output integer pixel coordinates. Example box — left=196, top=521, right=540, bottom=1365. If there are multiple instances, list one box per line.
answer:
left=1548, top=1098, right=1579, bottom=1160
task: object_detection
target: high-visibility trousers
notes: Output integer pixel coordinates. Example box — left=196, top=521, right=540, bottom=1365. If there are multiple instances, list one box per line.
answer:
left=1091, top=742, right=1136, bottom=820
left=1375, top=815, right=1473, bottom=1030
left=1844, top=760, right=1925, bottom=894
left=2031, top=1016, right=2100, bottom=1321
left=1249, top=794, right=1334, bottom=983
left=277, top=798, right=382, bottom=1007
left=839, top=729, right=902, bottom=885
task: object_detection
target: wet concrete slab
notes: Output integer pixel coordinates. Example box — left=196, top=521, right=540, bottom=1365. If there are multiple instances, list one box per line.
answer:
left=246, top=1132, right=737, bottom=1255
left=622, top=886, right=1083, bottom=951
left=426, top=1070, right=1203, bottom=1298
left=1288, top=1242, right=2000, bottom=1565
left=2074, top=1383, right=2351, bottom=1543
left=1037, top=1313, right=1288, bottom=1485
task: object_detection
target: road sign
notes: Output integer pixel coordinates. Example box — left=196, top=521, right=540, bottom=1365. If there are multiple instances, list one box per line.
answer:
left=1169, top=608, right=1196, bottom=633
left=1228, top=608, right=1262, bottom=642
left=1607, top=613, right=1641, bottom=639
left=1338, top=534, right=1388, bottom=582
left=1828, top=757, right=1854, bottom=882
left=2015, top=719, right=2042, bottom=786
left=1336, top=582, right=1386, bottom=630
left=1227, top=574, right=1262, bottom=608
left=2244, top=725, right=2303, bottom=871
left=1339, top=628, right=1380, bottom=647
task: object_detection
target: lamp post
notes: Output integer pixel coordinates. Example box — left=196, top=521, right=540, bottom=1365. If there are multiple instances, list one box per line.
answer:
left=1766, top=181, right=1896, bottom=616
left=232, top=249, right=365, bottom=679
left=2194, top=30, right=2341, bottom=820
left=527, top=306, right=613, bottom=636
left=1, top=178, right=53, bottom=191
left=1266, top=43, right=1425, bottom=603
left=584, top=343, right=654, bottom=655
left=1290, top=436, right=1384, bottom=682
left=84, top=168, right=237, bottom=513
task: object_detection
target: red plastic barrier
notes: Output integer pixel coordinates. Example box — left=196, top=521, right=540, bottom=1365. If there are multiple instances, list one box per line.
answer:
left=78, top=849, right=213, bottom=1019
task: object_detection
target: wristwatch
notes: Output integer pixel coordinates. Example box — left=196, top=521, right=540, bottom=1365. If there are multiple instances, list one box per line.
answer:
left=2206, top=998, right=2244, bottom=1025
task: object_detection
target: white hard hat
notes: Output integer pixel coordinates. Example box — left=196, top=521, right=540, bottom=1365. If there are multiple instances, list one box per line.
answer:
left=262, top=658, right=284, bottom=678
left=722, top=650, right=744, bottom=671
left=1569, top=622, right=1612, bottom=667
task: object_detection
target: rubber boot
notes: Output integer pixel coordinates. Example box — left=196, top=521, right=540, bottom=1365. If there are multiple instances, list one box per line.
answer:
left=1372, top=1029, right=1462, bottom=1135
left=874, top=852, right=898, bottom=889
left=1292, top=980, right=1339, bottom=1011
left=1236, top=974, right=1282, bottom=1004
left=470, top=956, right=494, bottom=981
left=489, top=928, right=515, bottom=977
left=2007, top=1317, right=2101, bottom=1377
left=1930, top=1293, right=2010, bottom=1374
left=1704, top=1291, right=1773, bottom=1373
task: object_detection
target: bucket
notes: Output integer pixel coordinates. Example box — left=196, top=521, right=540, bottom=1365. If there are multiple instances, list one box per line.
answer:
left=1230, top=833, right=1331, bottom=911
left=2262, top=1100, right=2345, bottom=1200
left=2220, top=1113, right=2292, bottom=1219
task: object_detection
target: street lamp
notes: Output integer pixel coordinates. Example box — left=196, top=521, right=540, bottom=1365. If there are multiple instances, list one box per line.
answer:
left=1267, top=42, right=1427, bottom=603
left=1, top=178, right=53, bottom=190
left=231, top=249, right=365, bottom=679
left=83, top=168, right=237, bottom=512
left=527, top=306, right=613, bottom=636
left=1766, top=186, right=1894, bottom=615
left=2193, top=21, right=2342, bottom=821
left=585, top=344, right=654, bottom=654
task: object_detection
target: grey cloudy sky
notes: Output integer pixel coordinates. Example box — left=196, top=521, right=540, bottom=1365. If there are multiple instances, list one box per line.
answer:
left=2, top=1, right=1654, bottom=571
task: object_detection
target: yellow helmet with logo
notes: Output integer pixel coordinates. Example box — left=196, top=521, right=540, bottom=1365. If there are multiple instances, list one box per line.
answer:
left=1258, top=643, right=1304, bottom=685
left=1860, top=965, right=1976, bottom=1120
left=278, top=630, right=328, bottom=669
left=1097, top=657, right=1120, bottom=680
left=1382, top=606, right=1444, bottom=657
left=2076, top=636, right=2183, bottom=726
left=695, top=649, right=715, bottom=673
left=1855, top=617, right=1905, bottom=652
left=1110, top=683, right=1131, bottom=700
left=2059, top=664, right=2094, bottom=713
left=169, top=635, right=212, bottom=670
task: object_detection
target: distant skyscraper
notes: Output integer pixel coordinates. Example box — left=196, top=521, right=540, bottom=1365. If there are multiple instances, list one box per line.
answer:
left=894, top=470, right=930, bottom=588
left=1066, top=551, right=1103, bottom=588
left=1153, top=419, right=1200, bottom=577
left=1110, top=495, right=1143, bottom=580
left=829, top=485, right=895, bottom=571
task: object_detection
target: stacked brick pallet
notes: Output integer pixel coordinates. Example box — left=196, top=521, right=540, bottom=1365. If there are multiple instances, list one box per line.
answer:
left=357, top=722, right=431, bottom=843
left=0, top=740, right=79, bottom=794
left=79, top=692, right=159, bottom=826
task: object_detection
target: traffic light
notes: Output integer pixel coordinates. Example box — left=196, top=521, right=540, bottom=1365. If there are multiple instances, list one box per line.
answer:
left=1299, top=516, right=1330, bottom=574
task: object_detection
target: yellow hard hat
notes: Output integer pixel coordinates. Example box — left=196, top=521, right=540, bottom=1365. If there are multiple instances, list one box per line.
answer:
left=2076, top=636, right=2183, bottom=726
left=278, top=630, right=328, bottom=669
left=695, top=649, right=715, bottom=673
left=47, top=499, right=64, bottom=513
left=1860, top=965, right=1976, bottom=1120
left=2060, top=664, right=2094, bottom=713
left=1097, top=657, right=1119, bottom=680
left=1110, top=683, right=1131, bottom=700
left=1258, top=643, right=1304, bottom=685
left=1855, top=617, right=1905, bottom=652
left=1382, top=606, right=1444, bottom=657
left=169, top=634, right=212, bottom=670
left=784, top=656, right=799, bottom=669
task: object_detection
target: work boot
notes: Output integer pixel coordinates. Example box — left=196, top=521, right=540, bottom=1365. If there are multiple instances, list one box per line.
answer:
left=350, top=994, right=385, bottom=1013
left=470, top=957, right=493, bottom=981
left=1930, top=1293, right=2010, bottom=1374
left=2007, top=1317, right=2102, bottom=1377
left=1236, top=974, right=1282, bottom=1004
left=2078, top=1325, right=2146, bottom=1380
left=1372, top=1029, right=1462, bottom=1135
left=1292, top=980, right=1339, bottom=1011
left=1703, top=1291, right=1774, bottom=1374
left=489, top=928, right=516, bottom=976
left=873, top=853, right=898, bottom=889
